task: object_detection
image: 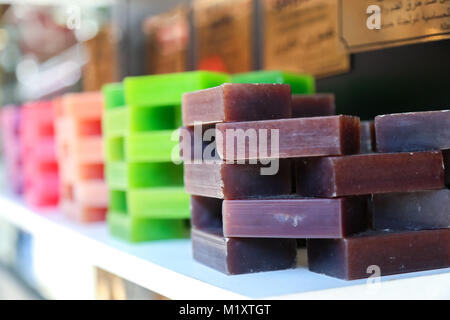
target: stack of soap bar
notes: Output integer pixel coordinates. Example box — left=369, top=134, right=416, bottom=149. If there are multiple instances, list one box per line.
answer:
left=21, top=101, right=59, bottom=208
left=103, top=71, right=229, bottom=242
left=307, top=110, right=450, bottom=280
left=54, top=92, right=108, bottom=222
left=1, top=105, right=23, bottom=194
left=182, top=72, right=333, bottom=274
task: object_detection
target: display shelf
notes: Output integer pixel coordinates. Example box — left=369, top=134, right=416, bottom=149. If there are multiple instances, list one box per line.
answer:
left=0, top=191, right=449, bottom=299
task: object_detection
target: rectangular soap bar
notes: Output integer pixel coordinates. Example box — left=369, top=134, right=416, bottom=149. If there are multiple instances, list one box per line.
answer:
left=124, top=71, right=230, bottom=107
left=62, top=92, right=103, bottom=120
left=360, top=121, right=375, bottom=154
left=179, top=125, right=218, bottom=162
left=375, top=110, right=450, bottom=152
left=107, top=211, right=188, bottom=242
left=296, top=151, right=444, bottom=197
left=102, top=83, right=125, bottom=109
left=184, top=160, right=292, bottom=199
left=190, top=196, right=223, bottom=230
left=231, top=70, right=315, bottom=94
left=192, top=228, right=297, bottom=275
left=216, top=116, right=360, bottom=160
left=372, top=189, right=450, bottom=231
left=291, top=94, right=335, bottom=118
left=126, top=130, right=179, bottom=162
left=182, top=83, right=292, bottom=126
left=307, top=229, right=450, bottom=280
left=223, top=197, right=369, bottom=238
left=442, top=149, right=450, bottom=187
left=61, top=200, right=107, bottom=223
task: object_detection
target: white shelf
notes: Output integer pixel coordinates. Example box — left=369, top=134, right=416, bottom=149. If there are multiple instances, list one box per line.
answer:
left=0, top=191, right=449, bottom=299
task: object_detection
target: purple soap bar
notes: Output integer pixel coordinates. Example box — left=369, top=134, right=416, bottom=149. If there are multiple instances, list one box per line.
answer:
left=296, top=151, right=444, bottom=197
left=182, top=83, right=292, bottom=126
left=375, top=110, right=450, bottom=152
left=216, top=115, right=360, bottom=161
left=308, top=229, right=450, bottom=280
left=184, top=160, right=292, bottom=199
left=223, top=197, right=368, bottom=238
left=179, top=125, right=218, bottom=162
left=192, top=227, right=297, bottom=275
left=372, top=189, right=450, bottom=231
left=291, top=94, right=335, bottom=118
left=360, top=121, right=375, bottom=154
left=442, top=149, right=450, bottom=187
left=190, top=195, right=223, bottom=230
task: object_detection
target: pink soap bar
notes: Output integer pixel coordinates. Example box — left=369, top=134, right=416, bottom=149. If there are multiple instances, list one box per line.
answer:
left=62, top=92, right=104, bottom=120
left=60, top=200, right=107, bottom=223
left=73, top=180, right=109, bottom=207
left=291, top=94, right=335, bottom=118
left=24, top=172, right=59, bottom=208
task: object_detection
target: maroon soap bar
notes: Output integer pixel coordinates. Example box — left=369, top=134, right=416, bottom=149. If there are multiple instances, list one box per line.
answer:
left=291, top=94, right=335, bottom=118
left=375, top=110, right=450, bottom=152
left=216, top=115, right=360, bottom=161
left=360, top=121, right=375, bottom=154
left=372, top=189, right=450, bottom=231
left=179, top=125, right=218, bottom=162
left=222, top=197, right=369, bottom=238
left=184, top=160, right=292, bottom=199
left=182, top=83, right=292, bottom=126
left=192, top=227, right=297, bottom=275
left=190, top=195, right=223, bottom=230
left=296, top=151, right=444, bottom=197
left=442, top=149, right=450, bottom=187
left=307, top=229, right=450, bottom=280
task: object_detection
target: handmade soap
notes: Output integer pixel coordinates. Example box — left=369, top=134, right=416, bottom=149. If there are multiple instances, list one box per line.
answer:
left=375, top=110, right=450, bottom=152
left=102, top=83, right=125, bottom=109
left=216, top=116, right=360, bottom=161
left=360, top=121, right=375, bottom=154
left=127, top=187, right=190, bottom=218
left=179, top=125, right=218, bottom=162
left=126, top=130, right=179, bottom=162
left=124, top=71, right=230, bottom=107
left=372, top=189, right=450, bottom=230
left=103, top=107, right=128, bottom=137
left=107, top=211, right=188, bottom=242
left=442, top=149, right=450, bottom=187
left=231, top=70, right=315, bottom=94
left=307, top=229, right=450, bottom=280
left=182, top=83, right=292, bottom=126
left=192, top=228, right=297, bottom=275
left=184, top=160, right=292, bottom=199
left=291, top=94, right=335, bottom=118
left=296, top=151, right=444, bottom=197
left=223, top=197, right=369, bottom=238
left=190, top=196, right=223, bottom=230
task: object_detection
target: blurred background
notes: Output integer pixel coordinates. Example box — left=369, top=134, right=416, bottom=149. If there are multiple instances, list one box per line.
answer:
left=0, top=0, right=448, bottom=299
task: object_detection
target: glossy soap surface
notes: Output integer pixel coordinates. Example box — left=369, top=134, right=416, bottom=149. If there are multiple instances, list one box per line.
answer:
left=307, top=229, right=450, bottom=280
left=296, top=151, right=444, bottom=197
left=182, top=83, right=292, bottom=126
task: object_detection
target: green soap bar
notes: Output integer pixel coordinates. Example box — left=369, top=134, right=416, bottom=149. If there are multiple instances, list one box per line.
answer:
left=103, top=107, right=128, bottom=137
left=106, top=136, right=125, bottom=162
left=127, top=130, right=179, bottom=162
left=130, top=105, right=176, bottom=132
left=128, top=162, right=183, bottom=188
left=102, top=83, right=125, bottom=109
left=107, top=211, right=188, bottom=242
left=124, top=71, right=230, bottom=107
left=109, top=190, right=127, bottom=213
left=105, top=162, right=128, bottom=190
left=232, top=70, right=315, bottom=94
left=128, top=187, right=190, bottom=219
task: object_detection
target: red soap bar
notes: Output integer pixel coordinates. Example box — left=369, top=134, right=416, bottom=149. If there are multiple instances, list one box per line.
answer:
left=182, top=83, right=292, bottom=126
left=442, top=149, right=450, bottom=187
left=360, top=121, right=375, bottom=154
left=184, top=160, right=292, bottom=199
left=296, top=151, right=444, bottom=197
left=216, top=115, right=360, bottom=161
left=372, top=189, right=450, bottom=231
left=192, top=228, right=297, bottom=275
left=291, top=94, right=335, bottom=118
left=375, top=110, right=450, bottom=152
left=307, top=229, right=450, bottom=280
left=223, top=197, right=369, bottom=238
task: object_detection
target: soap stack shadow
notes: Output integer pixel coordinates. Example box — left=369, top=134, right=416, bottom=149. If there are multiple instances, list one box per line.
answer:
left=306, top=110, right=450, bottom=280
left=20, top=101, right=59, bottom=208
left=54, top=93, right=108, bottom=223
left=1, top=105, right=24, bottom=195
left=180, top=71, right=367, bottom=275
left=101, top=72, right=229, bottom=242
